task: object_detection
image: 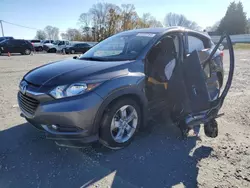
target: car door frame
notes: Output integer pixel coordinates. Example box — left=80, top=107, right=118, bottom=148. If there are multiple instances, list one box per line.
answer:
left=184, top=31, right=223, bottom=99
left=143, top=31, right=185, bottom=113
left=4, top=40, right=16, bottom=53
left=13, top=40, right=24, bottom=53
left=80, top=43, right=89, bottom=53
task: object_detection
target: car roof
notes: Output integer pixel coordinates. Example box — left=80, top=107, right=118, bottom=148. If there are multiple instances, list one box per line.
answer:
left=118, top=26, right=211, bottom=39
left=121, top=27, right=184, bottom=33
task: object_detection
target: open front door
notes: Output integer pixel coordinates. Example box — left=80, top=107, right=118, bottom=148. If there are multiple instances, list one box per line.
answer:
left=182, top=51, right=211, bottom=113
left=168, top=50, right=210, bottom=122
left=169, top=33, right=234, bottom=135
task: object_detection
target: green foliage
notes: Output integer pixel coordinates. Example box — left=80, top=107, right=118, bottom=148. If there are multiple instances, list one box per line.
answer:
left=234, top=43, right=250, bottom=50
left=217, top=1, right=248, bottom=34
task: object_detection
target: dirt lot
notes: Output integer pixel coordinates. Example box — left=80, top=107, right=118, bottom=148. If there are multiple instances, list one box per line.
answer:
left=0, top=51, right=249, bottom=188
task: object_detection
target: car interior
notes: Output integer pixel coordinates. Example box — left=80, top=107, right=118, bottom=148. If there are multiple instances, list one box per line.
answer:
left=145, top=34, right=180, bottom=114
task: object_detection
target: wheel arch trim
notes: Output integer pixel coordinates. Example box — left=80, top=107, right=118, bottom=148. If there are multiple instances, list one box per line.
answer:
left=92, top=87, right=148, bottom=135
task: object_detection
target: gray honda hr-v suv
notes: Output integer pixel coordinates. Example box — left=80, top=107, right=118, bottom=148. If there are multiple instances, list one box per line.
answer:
left=18, top=27, right=224, bottom=149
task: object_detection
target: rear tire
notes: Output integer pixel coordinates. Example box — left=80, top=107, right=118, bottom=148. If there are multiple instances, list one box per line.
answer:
left=24, top=49, right=31, bottom=55
left=99, top=99, right=141, bottom=149
left=71, top=49, right=75, bottom=54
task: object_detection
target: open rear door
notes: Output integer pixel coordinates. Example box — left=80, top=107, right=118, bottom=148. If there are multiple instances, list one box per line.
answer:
left=169, top=33, right=234, bottom=131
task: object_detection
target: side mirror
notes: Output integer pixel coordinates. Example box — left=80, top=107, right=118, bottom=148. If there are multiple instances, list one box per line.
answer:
left=73, top=56, right=78, bottom=59
left=219, top=44, right=224, bottom=51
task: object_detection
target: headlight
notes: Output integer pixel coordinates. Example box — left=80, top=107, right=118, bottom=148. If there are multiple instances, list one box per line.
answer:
left=66, top=83, right=87, bottom=97
left=50, top=82, right=100, bottom=99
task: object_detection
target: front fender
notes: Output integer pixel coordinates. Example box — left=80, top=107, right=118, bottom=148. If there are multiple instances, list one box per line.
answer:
left=92, top=76, right=148, bottom=134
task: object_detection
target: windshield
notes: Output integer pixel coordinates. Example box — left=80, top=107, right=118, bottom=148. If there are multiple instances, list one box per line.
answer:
left=0, top=39, right=6, bottom=43
left=79, top=33, right=156, bottom=61
left=52, top=41, right=59, bottom=45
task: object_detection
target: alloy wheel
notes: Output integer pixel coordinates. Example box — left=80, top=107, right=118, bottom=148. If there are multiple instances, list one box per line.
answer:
left=25, top=49, right=31, bottom=55
left=110, top=105, right=138, bottom=143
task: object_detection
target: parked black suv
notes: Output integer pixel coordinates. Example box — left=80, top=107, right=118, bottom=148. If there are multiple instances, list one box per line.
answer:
left=0, top=39, right=34, bottom=55
left=63, top=43, right=92, bottom=54
left=0, top=36, right=14, bottom=42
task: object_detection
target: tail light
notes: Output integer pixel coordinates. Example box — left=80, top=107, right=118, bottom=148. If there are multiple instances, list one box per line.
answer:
left=220, top=50, right=224, bottom=62
left=220, top=51, right=224, bottom=57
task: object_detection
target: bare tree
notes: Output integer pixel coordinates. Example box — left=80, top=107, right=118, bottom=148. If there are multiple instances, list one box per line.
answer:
left=78, top=13, right=93, bottom=41
left=106, top=5, right=121, bottom=37
left=61, top=28, right=82, bottom=41
left=44, top=26, right=59, bottom=40
left=139, top=13, right=151, bottom=28
left=89, top=2, right=111, bottom=41
left=34, top=30, right=46, bottom=40
left=78, top=3, right=164, bottom=41
left=205, top=21, right=220, bottom=32
left=79, top=13, right=91, bottom=27
left=61, top=33, right=68, bottom=40
left=149, top=19, right=163, bottom=28
left=164, top=13, right=200, bottom=30
left=138, top=13, right=163, bottom=28
left=121, top=4, right=139, bottom=30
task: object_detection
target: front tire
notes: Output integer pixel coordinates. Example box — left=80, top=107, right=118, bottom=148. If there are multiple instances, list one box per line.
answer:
left=38, top=46, right=43, bottom=51
left=99, top=99, right=141, bottom=149
left=48, top=48, right=56, bottom=53
left=71, top=49, right=75, bottom=54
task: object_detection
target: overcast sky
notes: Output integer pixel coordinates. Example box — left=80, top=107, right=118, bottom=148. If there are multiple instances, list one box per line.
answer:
left=1, top=0, right=249, bottom=39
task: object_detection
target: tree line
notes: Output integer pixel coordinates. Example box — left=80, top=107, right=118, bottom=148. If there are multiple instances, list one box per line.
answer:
left=35, top=1, right=250, bottom=41
left=35, top=3, right=200, bottom=41
left=206, top=1, right=249, bottom=35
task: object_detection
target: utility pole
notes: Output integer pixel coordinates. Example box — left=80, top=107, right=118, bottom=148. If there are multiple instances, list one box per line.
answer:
left=0, top=20, right=4, bottom=37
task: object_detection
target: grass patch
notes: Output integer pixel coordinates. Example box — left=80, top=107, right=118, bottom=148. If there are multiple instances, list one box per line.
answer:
left=234, top=43, right=250, bottom=50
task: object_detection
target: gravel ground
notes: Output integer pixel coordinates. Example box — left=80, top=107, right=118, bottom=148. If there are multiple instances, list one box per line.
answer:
left=0, top=51, right=249, bottom=188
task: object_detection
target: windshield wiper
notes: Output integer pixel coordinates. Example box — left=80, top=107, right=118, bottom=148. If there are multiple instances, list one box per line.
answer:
left=80, top=57, right=107, bottom=61
left=80, top=56, right=134, bottom=61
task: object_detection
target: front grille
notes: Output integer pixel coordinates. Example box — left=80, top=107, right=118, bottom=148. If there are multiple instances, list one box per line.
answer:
left=18, top=92, right=39, bottom=115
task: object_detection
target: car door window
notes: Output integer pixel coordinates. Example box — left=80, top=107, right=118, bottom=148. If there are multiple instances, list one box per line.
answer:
left=11, top=40, right=20, bottom=46
left=81, top=43, right=89, bottom=47
left=93, top=38, right=125, bottom=57
left=31, top=40, right=40, bottom=43
left=6, top=40, right=15, bottom=45
left=187, top=36, right=205, bottom=53
left=2, top=40, right=10, bottom=45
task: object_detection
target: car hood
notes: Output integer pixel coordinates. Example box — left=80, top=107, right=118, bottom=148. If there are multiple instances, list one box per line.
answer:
left=24, top=58, right=133, bottom=87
